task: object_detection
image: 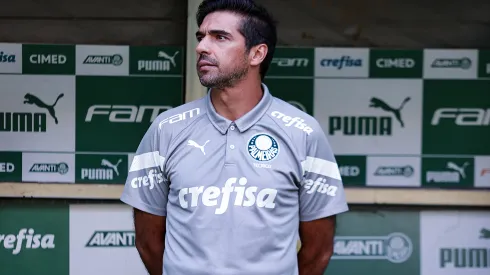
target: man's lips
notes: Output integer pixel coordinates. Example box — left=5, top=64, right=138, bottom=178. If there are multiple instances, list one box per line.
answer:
left=198, top=60, right=216, bottom=68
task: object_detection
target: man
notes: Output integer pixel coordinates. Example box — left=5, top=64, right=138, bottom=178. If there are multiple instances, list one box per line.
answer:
left=120, top=0, right=349, bottom=274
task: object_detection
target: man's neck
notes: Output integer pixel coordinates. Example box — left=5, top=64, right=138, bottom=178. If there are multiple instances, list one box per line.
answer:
left=210, top=78, right=263, bottom=121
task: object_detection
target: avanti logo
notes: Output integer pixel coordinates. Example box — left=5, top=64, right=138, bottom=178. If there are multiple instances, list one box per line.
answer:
left=83, top=54, right=123, bottom=66
left=431, top=58, right=471, bottom=69
left=86, top=231, right=135, bottom=247
left=0, top=51, right=16, bottom=63
left=332, top=232, right=413, bottom=263
left=178, top=177, right=277, bottom=215
left=85, top=105, right=173, bottom=123
left=426, top=161, right=469, bottom=183
left=374, top=166, right=414, bottom=177
left=320, top=56, right=362, bottom=70
left=440, top=228, right=490, bottom=269
left=81, top=158, right=123, bottom=181
left=138, top=50, right=179, bottom=72
left=0, top=93, right=63, bottom=132
left=0, top=228, right=55, bottom=255
left=329, top=97, right=410, bottom=136
left=29, top=162, right=69, bottom=175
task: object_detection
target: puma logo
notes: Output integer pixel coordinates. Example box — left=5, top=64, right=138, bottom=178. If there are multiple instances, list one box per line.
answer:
left=158, top=51, right=179, bottom=67
left=23, top=93, right=64, bottom=124
left=187, top=140, right=210, bottom=155
left=101, top=159, right=122, bottom=176
left=369, top=97, right=411, bottom=127
left=480, top=228, right=490, bottom=239
left=447, top=161, right=469, bottom=179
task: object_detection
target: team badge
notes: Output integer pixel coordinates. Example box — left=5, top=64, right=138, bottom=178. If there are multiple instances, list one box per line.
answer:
left=247, top=133, right=279, bottom=162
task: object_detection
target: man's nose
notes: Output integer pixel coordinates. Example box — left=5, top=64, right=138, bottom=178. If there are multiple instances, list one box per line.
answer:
left=196, top=38, right=210, bottom=56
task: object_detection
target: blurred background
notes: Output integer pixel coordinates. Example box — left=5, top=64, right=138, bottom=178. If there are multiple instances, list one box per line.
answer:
left=0, top=0, right=489, bottom=274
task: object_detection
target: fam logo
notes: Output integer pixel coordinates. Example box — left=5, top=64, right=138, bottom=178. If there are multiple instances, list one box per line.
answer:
left=247, top=133, right=279, bottom=162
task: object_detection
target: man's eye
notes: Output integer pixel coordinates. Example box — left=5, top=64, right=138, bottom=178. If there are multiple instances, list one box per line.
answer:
left=217, top=35, right=226, bottom=40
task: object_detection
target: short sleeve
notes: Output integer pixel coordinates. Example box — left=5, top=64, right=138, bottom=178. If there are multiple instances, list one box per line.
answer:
left=299, top=123, right=349, bottom=222
left=120, top=121, right=169, bottom=216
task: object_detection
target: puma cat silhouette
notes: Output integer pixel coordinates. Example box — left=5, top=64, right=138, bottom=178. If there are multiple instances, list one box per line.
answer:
left=480, top=228, right=490, bottom=239
left=158, top=51, right=179, bottom=67
left=23, top=93, right=64, bottom=124
left=369, top=97, right=411, bottom=127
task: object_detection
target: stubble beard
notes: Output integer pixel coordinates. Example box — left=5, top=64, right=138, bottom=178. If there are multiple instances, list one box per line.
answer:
left=198, top=58, right=249, bottom=89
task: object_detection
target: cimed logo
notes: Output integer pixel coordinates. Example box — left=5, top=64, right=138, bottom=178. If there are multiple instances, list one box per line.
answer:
left=247, top=133, right=279, bottom=162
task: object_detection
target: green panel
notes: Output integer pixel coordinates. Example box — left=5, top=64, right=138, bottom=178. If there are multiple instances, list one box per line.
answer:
left=478, top=50, right=490, bottom=78
left=335, top=155, right=366, bottom=187
left=0, top=152, right=22, bottom=182
left=264, top=78, right=314, bottom=115
left=22, top=44, right=75, bottom=75
left=421, top=157, right=474, bottom=188
left=422, top=80, right=490, bottom=155
left=75, top=153, right=128, bottom=184
left=129, top=46, right=183, bottom=75
left=325, top=211, right=420, bottom=275
left=369, top=50, right=423, bottom=78
left=0, top=203, right=69, bottom=275
left=75, top=76, right=183, bottom=152
left=267, top=47, right=314, bottom=77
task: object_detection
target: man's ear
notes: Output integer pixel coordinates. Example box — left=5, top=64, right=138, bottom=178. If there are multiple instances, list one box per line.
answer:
left=249, top=44, right=268, bottom=67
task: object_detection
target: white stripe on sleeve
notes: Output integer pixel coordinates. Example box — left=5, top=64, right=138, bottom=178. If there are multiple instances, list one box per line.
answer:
left=301, top=156, right=341, bottom=180
left=129, top=151, right=165, bottom=172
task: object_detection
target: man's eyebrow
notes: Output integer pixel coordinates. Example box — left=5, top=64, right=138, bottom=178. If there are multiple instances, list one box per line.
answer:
left=195, top=29, right=232, bottom=37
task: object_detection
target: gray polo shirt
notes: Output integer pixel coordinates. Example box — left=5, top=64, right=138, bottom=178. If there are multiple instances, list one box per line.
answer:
left=120, top=83, right=349, bottom=275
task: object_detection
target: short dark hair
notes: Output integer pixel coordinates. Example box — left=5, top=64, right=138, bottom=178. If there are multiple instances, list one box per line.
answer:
left=196, top=0, right=277, bottom=80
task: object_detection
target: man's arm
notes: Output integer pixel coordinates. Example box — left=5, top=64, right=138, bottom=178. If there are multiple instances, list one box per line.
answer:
left=134, top=208, right=166, bottom=275
left=120, top=119, right=170, bottom=274
left=297, top=119, right=349, bottom=275
left=298, top=216, right=336, bottom=275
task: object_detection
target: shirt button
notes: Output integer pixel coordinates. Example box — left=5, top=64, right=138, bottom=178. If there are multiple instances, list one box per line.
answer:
left=230, top=125, right=235, bottom=131
left=230, top=145, right=235, bottom=149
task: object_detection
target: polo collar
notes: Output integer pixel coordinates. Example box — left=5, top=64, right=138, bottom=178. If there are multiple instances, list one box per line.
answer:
left=206, top=83, right=273, bottom=134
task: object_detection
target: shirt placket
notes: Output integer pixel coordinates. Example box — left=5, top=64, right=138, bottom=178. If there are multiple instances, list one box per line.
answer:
left=224, top=123, right=240, bottom=165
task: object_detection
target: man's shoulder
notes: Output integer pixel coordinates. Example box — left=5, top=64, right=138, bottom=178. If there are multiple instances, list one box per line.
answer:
left=267, top=97, right=323, bottom=137
left=152, top=97, right=207, bottom=133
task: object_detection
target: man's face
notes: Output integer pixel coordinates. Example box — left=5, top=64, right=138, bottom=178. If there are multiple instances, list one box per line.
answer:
left=195, top=11, right=249, bottom=89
